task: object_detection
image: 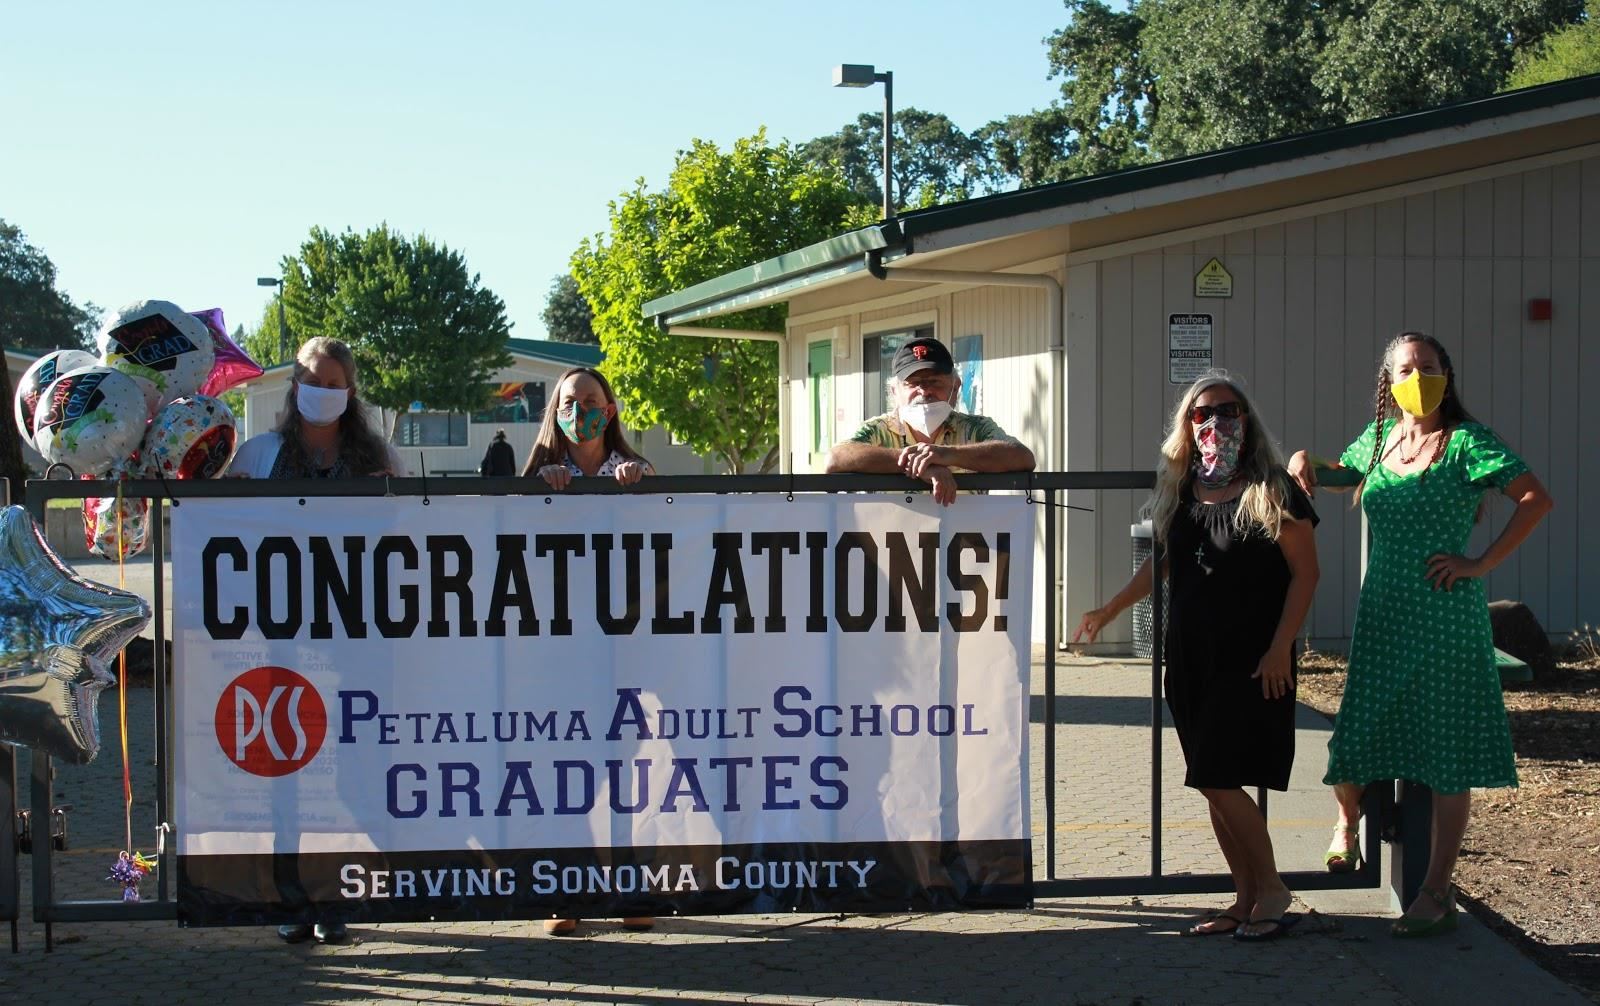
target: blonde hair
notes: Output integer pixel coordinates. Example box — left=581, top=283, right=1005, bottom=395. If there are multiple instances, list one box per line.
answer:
left=1146, top=371, right=1296, bottom=542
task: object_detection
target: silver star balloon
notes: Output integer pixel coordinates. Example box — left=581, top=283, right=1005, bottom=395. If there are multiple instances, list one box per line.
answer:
left=0, top=505, right=150, bottom=763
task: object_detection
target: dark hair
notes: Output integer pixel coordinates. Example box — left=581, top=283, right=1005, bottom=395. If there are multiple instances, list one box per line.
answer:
left=1358, top=331, right=1475, bottom=497
left=272, top=337, right=393, bottom=477
left=521, top=367, right=649, bottom=476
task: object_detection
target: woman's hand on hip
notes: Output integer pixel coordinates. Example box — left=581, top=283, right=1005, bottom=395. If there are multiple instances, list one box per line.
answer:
left=1252, top=644, right=1294, bottom=700
left=1426, top=553, right=1484, bottom=591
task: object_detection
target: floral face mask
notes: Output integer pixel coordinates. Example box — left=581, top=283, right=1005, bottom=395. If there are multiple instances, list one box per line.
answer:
left=1192, top=413, right=1245, bottom=487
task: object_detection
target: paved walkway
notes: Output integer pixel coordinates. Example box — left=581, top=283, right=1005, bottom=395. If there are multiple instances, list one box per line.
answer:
left=0, top=558, right=1587, bottom=1005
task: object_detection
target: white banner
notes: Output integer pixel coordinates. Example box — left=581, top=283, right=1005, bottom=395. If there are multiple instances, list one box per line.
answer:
left=172, top=494, right=1032, bottom=923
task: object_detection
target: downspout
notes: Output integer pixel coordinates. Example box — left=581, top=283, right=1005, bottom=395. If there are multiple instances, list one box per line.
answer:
left=665, top=325, right=790, bottom=473
left=864, top=250, right=1068, bottom=644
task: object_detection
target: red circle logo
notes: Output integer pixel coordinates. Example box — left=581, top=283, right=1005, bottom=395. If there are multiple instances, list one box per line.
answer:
left=213, top=666, right=328, bottom=777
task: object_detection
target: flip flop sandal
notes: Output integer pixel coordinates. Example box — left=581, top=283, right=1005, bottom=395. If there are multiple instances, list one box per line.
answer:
left=1233, top=912, right=1301, bottom=943
left=1182, top=912, right=1244, bottom=936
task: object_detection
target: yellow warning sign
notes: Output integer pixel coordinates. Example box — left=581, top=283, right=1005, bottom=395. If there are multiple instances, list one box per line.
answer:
left=1194, top=257, right=1233, bottom=298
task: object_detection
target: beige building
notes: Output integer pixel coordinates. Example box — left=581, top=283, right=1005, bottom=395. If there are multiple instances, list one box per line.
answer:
left=646, top=75, right=1600, bottom=648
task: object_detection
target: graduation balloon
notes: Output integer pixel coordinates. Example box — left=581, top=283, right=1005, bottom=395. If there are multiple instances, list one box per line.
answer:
left=13, top=349, right=97, bottom=450
left=31, top=366, right=150, bottom=476
left=0, top=506, right=150, bottom=763
left=97, top=300, right=215, bottom=416
left=82, top=458, right=151, bottom=560
left=145, top=395, right=236, bottom=480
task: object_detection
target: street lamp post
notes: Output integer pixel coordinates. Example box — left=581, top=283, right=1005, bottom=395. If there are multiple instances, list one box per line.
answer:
left=256, top=276, right=289, bottom=362
left=833, top=63, right=894, bottom=220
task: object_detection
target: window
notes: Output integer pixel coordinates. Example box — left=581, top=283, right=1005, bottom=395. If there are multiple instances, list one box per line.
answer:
left=952, top=333, right=982, bottom=414
left=862, top=325, right=933, bottom=418
left=396, top=412, right=468, bottom=447
left=807, top=340, right=832, bottom=455
left=470, top=382, right=546, bottom=424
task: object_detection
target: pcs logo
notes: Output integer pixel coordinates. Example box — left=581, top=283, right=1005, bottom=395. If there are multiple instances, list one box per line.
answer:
left=213, top=667, right=328, bottom=777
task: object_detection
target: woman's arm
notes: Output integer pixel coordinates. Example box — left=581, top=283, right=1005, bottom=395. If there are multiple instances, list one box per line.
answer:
left=1073, top=551, right=1167, bottom=644
left=1288, top=449, right=1355, bottom=496
left=1253, top=517, right=1320, bottom=699
left=1426, top=471, right=1553, bottom=591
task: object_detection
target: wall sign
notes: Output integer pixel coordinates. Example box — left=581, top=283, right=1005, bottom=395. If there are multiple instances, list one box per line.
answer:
left=1169, top=314, right=1214, bottom=384
left=1194, top=258, right=1233, bottom=298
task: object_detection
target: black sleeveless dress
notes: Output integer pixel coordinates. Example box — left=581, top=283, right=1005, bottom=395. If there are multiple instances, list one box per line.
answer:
left=1162, top=475, right=1316, bottom=791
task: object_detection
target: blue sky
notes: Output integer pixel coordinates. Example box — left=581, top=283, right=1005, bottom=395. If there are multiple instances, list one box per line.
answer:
left=4, top=1, right=1071, bottom=342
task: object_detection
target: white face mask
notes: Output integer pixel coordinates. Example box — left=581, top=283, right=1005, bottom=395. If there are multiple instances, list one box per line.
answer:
left=898, top=400, right=953, bottom=438
left=296, top=382, right=349, bottom=426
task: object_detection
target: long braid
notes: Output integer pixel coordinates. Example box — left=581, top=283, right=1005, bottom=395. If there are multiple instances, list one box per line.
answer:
left=1356, top=359, right=1391, bottom=503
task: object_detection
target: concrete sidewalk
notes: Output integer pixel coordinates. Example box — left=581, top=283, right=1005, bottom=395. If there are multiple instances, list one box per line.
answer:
left=0, top=559, right=1587, bottom=1005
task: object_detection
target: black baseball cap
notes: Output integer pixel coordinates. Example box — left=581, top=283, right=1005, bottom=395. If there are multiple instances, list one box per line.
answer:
left=891, top=337, right=954, bottom=381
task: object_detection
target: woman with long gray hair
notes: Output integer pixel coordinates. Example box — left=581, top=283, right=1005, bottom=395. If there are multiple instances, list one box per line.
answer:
left=1076, top=371, right=1319, bottom=942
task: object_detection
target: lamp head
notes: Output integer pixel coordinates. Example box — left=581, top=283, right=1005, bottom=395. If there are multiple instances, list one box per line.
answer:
left=256, top=277, right=280, bottom=287
left=833, top=64, right=877, bottom=88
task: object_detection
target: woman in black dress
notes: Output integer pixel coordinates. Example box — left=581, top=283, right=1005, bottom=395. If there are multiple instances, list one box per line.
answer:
left=1075, top=372, right=1319, bottom=942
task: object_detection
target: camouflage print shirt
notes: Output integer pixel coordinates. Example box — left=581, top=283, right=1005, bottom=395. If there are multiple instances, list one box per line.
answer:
left=848, top=411, right=1016, bottom=473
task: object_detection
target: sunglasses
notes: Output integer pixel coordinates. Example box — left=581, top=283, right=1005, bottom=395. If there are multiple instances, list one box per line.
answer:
left=1189, top=402, right=1246, bottom=423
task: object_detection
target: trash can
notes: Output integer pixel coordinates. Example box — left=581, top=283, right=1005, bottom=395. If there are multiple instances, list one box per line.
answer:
left=1130, top=520, right=1167, bottom=659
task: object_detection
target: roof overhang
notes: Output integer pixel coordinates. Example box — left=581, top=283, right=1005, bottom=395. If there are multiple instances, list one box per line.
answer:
left=643, top=74, right=1600, bottom=326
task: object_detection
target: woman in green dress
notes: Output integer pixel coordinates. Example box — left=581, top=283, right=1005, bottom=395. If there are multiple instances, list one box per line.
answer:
left=1288, top=332, right=1552, bottom=937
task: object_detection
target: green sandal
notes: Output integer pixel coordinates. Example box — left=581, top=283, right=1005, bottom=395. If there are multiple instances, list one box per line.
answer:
left=1324, top=824, right=1361, bottom=873
left=1392, top=885, right=1458, bottom=938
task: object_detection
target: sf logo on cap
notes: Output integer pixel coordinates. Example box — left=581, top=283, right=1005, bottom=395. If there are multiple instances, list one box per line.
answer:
left=912, top=345, right=929, bottom=360
left=214, top=666, right=328, bottom=777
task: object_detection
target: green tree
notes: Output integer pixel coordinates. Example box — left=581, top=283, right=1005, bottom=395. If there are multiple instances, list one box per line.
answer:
left=1039, top=0, right=1583, bottom=169
left=1507, top=0, right=1600, bottom=86
left=540, top=273, right=597, bottom=345
left=802, top=107, right=991, bottom=212
left=0, top=219, right=102, bottom=498
left=0, top=219, right=100, bottom=353
left=278, top=225, right=513, bottom=436
left=574, top=130, right=868, bottom=473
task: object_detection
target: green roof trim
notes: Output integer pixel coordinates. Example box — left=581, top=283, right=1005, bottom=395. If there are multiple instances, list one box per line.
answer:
left=505, top=337, right=602, bottom=367
left=644, top=74, right=1600, bottom=325
left=641, top=226, right=894, bottom=321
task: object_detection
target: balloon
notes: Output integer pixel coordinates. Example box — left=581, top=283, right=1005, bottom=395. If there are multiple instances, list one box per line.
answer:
left=189, top=308, right=264, bottom=397
left=31, top=366, right=150, bottom=476
left=96, top=300, right=215, bottom=416
left=145, top=395, right=237, bottom=480
left=0, top=505, right=150, bottom=763
left=13, top=349, right=97, bottom=450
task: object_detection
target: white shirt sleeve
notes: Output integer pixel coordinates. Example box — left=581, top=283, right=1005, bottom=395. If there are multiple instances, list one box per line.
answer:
left=225, top=432, right=283, bottom=479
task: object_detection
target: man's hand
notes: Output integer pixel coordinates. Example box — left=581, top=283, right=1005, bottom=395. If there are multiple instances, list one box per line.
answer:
left=897, top=442, right=950, bottom=479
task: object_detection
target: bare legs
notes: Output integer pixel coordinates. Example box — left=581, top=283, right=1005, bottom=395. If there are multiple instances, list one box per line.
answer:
left=1330, top=783, right=1471, bottom=922
left=1202, top=787, right=1292, bottom=936
left=1405, top=790, right=1470, bottom=921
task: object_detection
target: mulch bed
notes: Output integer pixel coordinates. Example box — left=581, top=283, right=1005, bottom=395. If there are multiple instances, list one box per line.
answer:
left=1296, top=640, right=1600, bottom=1003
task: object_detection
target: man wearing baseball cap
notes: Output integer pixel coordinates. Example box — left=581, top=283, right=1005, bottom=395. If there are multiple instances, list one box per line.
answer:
left=826, top=336, right=1034, bottom=505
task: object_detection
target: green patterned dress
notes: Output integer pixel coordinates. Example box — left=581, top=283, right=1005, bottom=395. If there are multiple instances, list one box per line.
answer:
left=1323, top=421, right=1528, bottom=793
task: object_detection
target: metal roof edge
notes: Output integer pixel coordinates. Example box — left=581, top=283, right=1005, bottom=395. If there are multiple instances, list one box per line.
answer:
left=894, top=74, right=1600, bottom=239
left=642, top=225, right=896, bottom=321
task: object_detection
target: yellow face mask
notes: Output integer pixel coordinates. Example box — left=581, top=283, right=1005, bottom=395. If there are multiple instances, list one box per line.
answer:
left=1391, top=370, right=1447, bottom=418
